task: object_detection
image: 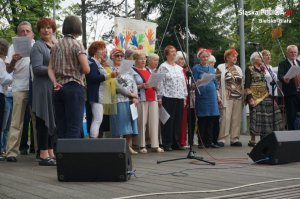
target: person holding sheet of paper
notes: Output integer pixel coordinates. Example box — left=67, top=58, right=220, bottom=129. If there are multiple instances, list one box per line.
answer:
left=245, top=52, right=284, bottom=146
left=86, top=41, right=117, bottom=138
left=5, top=21, right=35, bottom=162
left=192, top=48, right=220, bottom=149
left=157, top=45, right=187, bottom=151
left=109, top=48, right=139, bottom=155
left=278, top=45, right=300, bottom=130
left=132, top=50, right=163, bottom=153
left=216, top=48, right=243, bottom=147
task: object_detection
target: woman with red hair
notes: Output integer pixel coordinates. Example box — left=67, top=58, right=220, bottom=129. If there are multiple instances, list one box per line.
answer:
left=30, top=17, right=57, bottom=165
left=86, top=41, right=119, bottom=138
left=192, top=48, right=220, bottom=148
left=216, top=48, right=243, bottom=147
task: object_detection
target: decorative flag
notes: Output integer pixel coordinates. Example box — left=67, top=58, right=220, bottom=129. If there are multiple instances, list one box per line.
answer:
left=114, top=17, right=158, bottom=54
left=272, top=27, right=282, bottom=39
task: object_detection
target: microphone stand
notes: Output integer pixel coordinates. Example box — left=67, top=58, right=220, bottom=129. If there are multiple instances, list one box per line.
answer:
left=157, top=28, right=215, bottom=165
left=254, top=45, right=284, bottom=130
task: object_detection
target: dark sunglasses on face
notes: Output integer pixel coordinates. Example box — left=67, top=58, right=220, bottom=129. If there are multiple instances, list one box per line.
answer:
left=114, top=54, right=124, bottom=58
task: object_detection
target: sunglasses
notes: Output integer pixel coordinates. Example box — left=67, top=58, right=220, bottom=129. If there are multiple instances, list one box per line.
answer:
left=114, top=54, right=124, bottom=58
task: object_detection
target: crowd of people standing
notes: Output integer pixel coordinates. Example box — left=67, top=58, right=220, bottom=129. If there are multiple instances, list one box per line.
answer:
left=0, top=15, right=298, bottom=166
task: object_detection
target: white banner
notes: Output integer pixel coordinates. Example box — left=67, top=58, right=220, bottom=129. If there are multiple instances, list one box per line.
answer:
left=114, top=17, right=157, bottom=55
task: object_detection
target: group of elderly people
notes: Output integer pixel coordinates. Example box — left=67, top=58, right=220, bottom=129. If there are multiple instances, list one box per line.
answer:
left=84, top=41, right=285, bottom=154
left=1, top=15, right=288, bottom=164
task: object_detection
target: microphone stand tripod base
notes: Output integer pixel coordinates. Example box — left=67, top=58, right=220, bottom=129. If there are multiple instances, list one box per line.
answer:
left=157, top=147, right=215, bottom=165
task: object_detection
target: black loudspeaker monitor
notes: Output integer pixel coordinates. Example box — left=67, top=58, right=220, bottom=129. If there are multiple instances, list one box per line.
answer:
left=249, top=131, right=300, bottom=165
left=56, top=138, right=132, bottom=181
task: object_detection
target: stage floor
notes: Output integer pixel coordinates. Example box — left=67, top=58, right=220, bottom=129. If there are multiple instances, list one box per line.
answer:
left=1, top=135, right=300, bottom=199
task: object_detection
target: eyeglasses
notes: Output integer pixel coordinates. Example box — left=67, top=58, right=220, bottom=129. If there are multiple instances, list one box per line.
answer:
left=137, top=58, right=147, bottom=61
left=114, top=54, right=124, bottom=58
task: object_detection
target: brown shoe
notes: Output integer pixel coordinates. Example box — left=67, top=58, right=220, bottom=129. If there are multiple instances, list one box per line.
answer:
left=230, top=141, right=242, bottom=147
left=248, top=141, right=256, bottom=147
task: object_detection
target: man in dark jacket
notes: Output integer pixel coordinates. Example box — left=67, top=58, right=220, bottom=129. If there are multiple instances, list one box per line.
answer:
left=278, top=45, right=300, bottom=130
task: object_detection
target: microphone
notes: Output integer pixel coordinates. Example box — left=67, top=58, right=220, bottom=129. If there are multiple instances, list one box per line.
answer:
left=247, top=41, right=260, bottom=46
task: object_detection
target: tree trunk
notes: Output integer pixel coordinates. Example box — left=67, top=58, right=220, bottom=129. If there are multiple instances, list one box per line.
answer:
left=81, top=0, right=87, bottom=49
left=135, top=0, right=141, bottom=19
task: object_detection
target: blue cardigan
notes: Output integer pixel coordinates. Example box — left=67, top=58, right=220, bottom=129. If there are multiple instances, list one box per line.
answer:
left=85, top=57, right=106, bottom=103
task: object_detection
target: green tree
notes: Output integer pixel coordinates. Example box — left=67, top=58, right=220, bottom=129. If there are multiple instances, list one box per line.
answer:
left=0, top=0, right=60, bottom=41
left=141, top=0, right=230, bottom=65
left=70, top=0, right=130, bottom=47
left=211, top=0, right=300, bottom=66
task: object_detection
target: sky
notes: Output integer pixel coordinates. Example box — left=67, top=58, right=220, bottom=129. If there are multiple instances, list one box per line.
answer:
left=60, top=0, right=137, bottom=42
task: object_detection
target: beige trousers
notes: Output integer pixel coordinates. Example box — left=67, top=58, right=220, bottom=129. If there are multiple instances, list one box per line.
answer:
left=218, top=98, right=242, bottom=144
left=137, top=101, right=160, bottom=148
left=6, top=91, right=29, bottom=157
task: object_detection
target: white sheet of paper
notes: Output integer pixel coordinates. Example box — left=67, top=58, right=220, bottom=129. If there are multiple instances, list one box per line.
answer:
left=284, top=65, right=300, bottom=79
left=119, top=60, right=134, bottom=74
left=198, top=73, right=215, bottom=86
left=148, top=73, right=166, bottom=87
left=130, top=104, right=138, bottom=120
left=159, top=106, right=170, bottom=125
left=12, top=37, right=32, bottom=57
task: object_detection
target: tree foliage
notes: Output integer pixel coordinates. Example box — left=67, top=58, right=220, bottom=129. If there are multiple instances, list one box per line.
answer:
left=0, top=0, right=60, bottom=41
left=212, top=0, right=300, bottom=66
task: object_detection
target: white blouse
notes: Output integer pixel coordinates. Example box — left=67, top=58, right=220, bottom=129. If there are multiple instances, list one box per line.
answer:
left=265, top=64, right=278, bottom=96
left=157, top=61, right=187, bottom=99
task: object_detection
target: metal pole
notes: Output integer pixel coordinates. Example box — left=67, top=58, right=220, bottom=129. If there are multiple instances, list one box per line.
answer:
left=53, top=0, right=56, bottom=20
left=239, top=0, right=247, bottom=134
left=185, top=0, right=189, bottom=59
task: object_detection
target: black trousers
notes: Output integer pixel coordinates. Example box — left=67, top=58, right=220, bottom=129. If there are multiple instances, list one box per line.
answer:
left=36, top=116, right=54, bottom=150
left=188, top=108, right=197, bottom=145
left=161, top=97, right=184, bottom=149
left=0, top=93, right=5, bottom=137
left=197, top=116, right=219, bottom=146
left=53, top=82, right=85, bottom=138
left=284, top=93, right=300, bottom=130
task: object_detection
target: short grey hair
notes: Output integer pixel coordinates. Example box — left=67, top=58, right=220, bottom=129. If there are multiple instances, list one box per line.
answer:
left=175, top=51, right=187, bottom=62
left=17, top=21, right=32, bottom=34
left=125, top=48, right=135, bottom=59
left=147, top=53, right=159, bottom=61
left=250, top=52, right=262, bottom=64
left=132, top=50, right=146, bottom=61
left=208, top=55, right=216, bottom=63
left=287, top=45, right=298, bottom=52
left=0, top=38, right=9, bottom=56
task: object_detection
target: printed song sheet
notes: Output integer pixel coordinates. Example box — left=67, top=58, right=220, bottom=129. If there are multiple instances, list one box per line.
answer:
left=130, top=104, right=138, bottom=120
left=198, top=73, right=215, bottom=86
left=159, top=106, right=170, bottom=125
left=12, top=37, right=31, bottom=57
left=284, top=65, right=300, bottom=79
left=119, top=60, right=134, bottom=75
left=148, top=73, right=165, bottom=87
